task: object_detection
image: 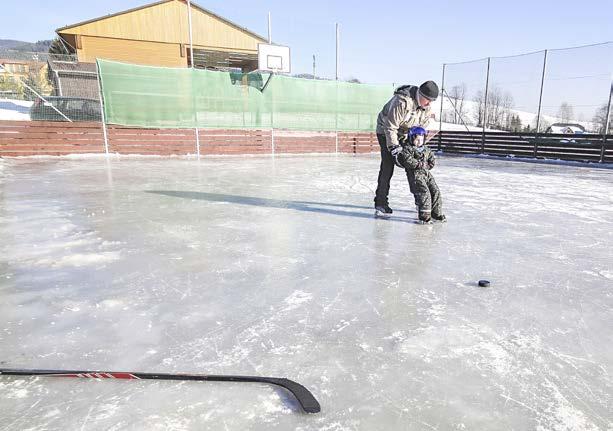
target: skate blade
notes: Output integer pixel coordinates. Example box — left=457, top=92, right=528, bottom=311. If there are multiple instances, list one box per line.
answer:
left=374, top=210, right=391, bottom=219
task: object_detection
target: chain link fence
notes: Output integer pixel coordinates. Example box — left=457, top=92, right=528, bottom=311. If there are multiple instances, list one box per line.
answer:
left=439, top=58, right=489, bottom=131
left=1, top=41, right=611, bottom=145
left=0, top=49, right=102, bottom=122
left=440, top=42, right=612, bottom=135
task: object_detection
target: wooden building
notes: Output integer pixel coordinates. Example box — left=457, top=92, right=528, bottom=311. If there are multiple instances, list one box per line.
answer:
left=0, top=60, right=32, bottom=78
left=55, top=0, right=267, bottom=71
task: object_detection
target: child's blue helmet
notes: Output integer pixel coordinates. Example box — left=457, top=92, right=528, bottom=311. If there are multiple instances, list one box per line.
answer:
left=409, top=126, right=427, bottom=138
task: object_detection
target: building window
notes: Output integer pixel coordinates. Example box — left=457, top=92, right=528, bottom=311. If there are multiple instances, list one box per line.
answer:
left=3, top=63, right=29, bottom=74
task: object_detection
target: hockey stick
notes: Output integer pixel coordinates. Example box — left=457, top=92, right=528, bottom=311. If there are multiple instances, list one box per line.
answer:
left=0, top=368, right=320, bottom=414
left=425, top=129, right=440, bottom=144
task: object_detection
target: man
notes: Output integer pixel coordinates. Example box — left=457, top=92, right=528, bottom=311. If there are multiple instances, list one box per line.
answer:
left=374, top=80, right=439, bottom=218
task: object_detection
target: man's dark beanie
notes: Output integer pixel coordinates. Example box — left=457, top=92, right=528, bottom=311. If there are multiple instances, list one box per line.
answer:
left=419, top=81, right=439, bottom=100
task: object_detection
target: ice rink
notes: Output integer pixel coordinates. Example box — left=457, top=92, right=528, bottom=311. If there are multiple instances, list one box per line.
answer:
left=1, top=153, right=612, bottom=430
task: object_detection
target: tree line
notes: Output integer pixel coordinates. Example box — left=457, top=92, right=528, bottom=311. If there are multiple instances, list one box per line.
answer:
left=442, top=83, right=611, bottom=134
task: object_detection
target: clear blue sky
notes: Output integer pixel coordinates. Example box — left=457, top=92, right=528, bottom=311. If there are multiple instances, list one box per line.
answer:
left=3, top=0, right=612, bottom=87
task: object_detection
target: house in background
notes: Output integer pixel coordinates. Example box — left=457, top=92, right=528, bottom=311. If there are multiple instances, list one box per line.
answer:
left=545, top=123, right=586, bottom=134
left=55, top=0, right=267, bottom=71
left=0, top=60, right=32, bottom=77
left=47, top=61, right=98, bottom=98
left=0, top=59, right=53, bottom=100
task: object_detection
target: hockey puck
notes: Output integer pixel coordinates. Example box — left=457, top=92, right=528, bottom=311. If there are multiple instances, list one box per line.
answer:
left=478, top=280, right=490, bottom=287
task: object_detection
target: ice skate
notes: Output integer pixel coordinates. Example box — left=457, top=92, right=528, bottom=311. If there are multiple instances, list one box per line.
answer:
left=432, top=214, right=447, bottom=223
left=374, top=205, right=393, bottom=218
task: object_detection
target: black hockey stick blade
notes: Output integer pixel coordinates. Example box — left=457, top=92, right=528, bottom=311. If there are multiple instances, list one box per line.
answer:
left=0, top=368, right=321, bottom=414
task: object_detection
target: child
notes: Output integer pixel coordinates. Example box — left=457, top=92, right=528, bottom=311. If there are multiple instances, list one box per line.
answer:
left=397, top=126, right=445, bottom=224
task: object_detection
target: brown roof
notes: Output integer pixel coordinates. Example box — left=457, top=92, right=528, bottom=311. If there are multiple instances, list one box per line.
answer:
left=48, top=60, right=97, bottom=74
left=56, top=0, right=267, bottom=43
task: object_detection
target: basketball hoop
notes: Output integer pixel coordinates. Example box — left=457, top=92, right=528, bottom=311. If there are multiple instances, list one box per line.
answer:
left=257, top=43, right=290, bottom=92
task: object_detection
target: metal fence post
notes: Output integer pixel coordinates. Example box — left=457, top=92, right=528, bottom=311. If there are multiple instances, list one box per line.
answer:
left=534, top=49, right=548, bottom=158
left=481, top=57, right=490, bottom=154
left=335, top=23, right=339, bottom=81
left=600, top=80, right=612, bottom=163
left=335, top=24, right=340, bottom=154
left=95, top=60, right=109, bottom=155
left=186, top=0, right=201, bottom=159
left=438, top=63, right=445, bottom=151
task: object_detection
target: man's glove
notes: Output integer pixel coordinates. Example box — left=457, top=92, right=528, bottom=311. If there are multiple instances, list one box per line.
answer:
left=427, top=159, right=435, bottom=170
left=398, top=132, right=410, bottom=146
left=390, top=145, right=404, bottom=168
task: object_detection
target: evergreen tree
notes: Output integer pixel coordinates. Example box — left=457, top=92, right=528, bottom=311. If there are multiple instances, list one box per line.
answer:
left=48, top=38, right=69, bottom=55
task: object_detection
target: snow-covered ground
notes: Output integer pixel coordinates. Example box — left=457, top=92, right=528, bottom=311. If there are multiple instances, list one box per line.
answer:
left=0, top=99, right=32, bottom=121
left=1, top=154, right=612, bottom=430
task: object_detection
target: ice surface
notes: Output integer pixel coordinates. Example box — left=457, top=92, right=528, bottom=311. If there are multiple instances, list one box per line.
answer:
left=1, top=154, right=612, bottom=430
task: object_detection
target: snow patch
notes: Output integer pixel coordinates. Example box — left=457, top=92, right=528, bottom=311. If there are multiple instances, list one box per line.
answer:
left=36, top=251, right=120, bottom=268
left=0, top=99, right=32, bottom=121
left=283, top=290, right=313, bottom=310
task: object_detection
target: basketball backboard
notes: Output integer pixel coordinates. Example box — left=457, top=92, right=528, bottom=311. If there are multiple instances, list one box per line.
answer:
left=258, top=43, right=291, bottom=74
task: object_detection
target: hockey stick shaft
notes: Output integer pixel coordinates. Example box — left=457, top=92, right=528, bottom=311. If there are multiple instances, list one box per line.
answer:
left=0, top=368, right=320, bottom=413
left=425, top=129, right=440, bottom=144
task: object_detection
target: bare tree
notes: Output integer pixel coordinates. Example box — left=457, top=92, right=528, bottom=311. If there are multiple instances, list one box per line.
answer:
left=492, top=89, right=513, bottom=130
left=447, top=84, right=467, bottom=124
left=0, top=74, right=25, bottom=100
left=592, top=103, right=612, bottom=134
left=501, top=93, right=514, bottom=130
left=557, top=102, right=574, bottom=122
left=473, top=86, right=515, bottom=130
left=533, top=116, right=550, bottom=133
left=487, top=87, right=503, bottom=127
left=473, top=90, right=485, bottom=127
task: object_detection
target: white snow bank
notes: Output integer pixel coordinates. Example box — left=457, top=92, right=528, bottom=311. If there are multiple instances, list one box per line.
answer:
left=0, top=98, right=32, bottom=121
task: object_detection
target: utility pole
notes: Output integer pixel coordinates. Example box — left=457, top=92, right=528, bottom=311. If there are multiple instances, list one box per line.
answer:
left=335, top=23, right=339, bottom=80
left=312, top=55, right=316, bottom=79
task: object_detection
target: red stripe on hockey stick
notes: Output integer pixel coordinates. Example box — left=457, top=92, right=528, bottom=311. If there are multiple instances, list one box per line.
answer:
left=108, top=373, right=140, bottom=379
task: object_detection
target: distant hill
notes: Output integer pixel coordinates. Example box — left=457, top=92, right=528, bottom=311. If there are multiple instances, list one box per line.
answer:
left=0, top=39, right=53, bottom=52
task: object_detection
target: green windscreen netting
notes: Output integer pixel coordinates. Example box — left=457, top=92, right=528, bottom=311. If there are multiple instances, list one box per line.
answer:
left=98, top=59, right=393, bottom=131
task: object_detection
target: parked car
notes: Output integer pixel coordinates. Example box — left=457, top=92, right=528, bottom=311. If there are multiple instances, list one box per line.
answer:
left=526, top=122, right=600, bottom=147
left=30, top=96, right=102, bottom=122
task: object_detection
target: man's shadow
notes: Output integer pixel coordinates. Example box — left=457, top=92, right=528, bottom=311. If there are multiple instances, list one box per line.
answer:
left=146, top=190, right=413, bottom=221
